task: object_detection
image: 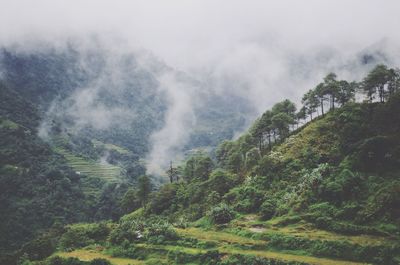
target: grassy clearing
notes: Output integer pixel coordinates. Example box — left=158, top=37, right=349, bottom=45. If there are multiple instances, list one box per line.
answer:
left=219, top=247, right=370, bottom=265
left=56, top=235, right=371, bottom=265
left=137, top=243, right=208, bottom=255
left=0, top=118, right=19, bottom=129
left=233, top=215, right=392, bottom=246
left=176, top=227, right=265, bottom=246
left=133, top=241, right=370, bottom=265
left=175, top=227, right=370, bottom=265
left=56, top=249, right=144, bottom=265
left=92, top=139, right=130, bottom=154
left=269, top=222, right=391, bottom=246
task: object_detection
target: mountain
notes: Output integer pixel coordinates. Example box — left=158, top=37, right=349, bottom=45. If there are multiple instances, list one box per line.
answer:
left=0, top=38, right=255, bottom=259
left=0, top=82, right=89, bottom=253
left=0, top=40, right=253, bottom=166
left=6, top=65, right=400, bottom=265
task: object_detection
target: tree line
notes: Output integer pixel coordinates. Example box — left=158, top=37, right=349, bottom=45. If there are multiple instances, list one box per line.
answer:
left=126, top=64, right=400, bottom=206
left=251, top=64, right=400, bottom=152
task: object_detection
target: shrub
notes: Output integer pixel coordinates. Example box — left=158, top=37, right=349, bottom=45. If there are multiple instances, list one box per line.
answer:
left=148, top=184, right=177, bottom=215
left=109, top=215, right=178, bottom=245
left=20, top=235, right=55, bottom=261
left=354, top=136, right=398, bottom=172
left=307, top=202, right=337, bottom=218
left=193, top=216, right=214, bottom=229
left=265, top=232, right=400, bottom=264
left=205, top=170, right=237, bottom=196
left=106, top=244, right=139, bottom=259
left=167, top=249, right=220, bottom=264
left=209, top=203, right=236, bottom=224
left=59, top=223, right=110, bottom=250
left=90, top=259, right=111, bottom=265
left=219, top=254, right=309, bottom=265
left=46, top=256, right=87, bottom=265
left=260, top=200, right=276, bottom=220
left=225, top=185, right=264, bottom=213
left=145, top=221, right=179, bottom=244
left=108, top=217, right=146, bottom=245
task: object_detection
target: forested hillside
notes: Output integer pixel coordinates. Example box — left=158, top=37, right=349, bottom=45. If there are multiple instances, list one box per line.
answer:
left=0, top=82, right=89, bottom=252
left=0, top=40, right=253, bottom=262
left=7, top=65, right=400, bottom=265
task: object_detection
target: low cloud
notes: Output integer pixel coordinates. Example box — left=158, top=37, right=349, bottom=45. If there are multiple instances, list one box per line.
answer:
left=145, top=72, right=196, bottom=176
left=2, top=1, right=400, bottom=176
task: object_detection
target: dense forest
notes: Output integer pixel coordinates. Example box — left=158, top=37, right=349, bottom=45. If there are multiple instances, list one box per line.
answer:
left=2, top=63, right=399, bottom=265
left=0, top=43, right=252, bottom=259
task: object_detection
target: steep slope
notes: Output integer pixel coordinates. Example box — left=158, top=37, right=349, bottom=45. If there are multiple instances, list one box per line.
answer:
left=0, top=82, right=89, bottom=253
left=0, top=38, right=254, bottom=263
left=23, top=93, right=400, bottom=265
left=0, top=40, right=252, bottom=163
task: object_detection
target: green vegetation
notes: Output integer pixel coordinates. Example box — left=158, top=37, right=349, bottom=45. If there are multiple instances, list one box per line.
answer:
left=54, top=146, right=121, bottom=185
left=21, top=214, right=378, bottom=265
left=57, top=250, right=143, bottom=265
left=2, top=63, right=400, bottom=264
left=92, top=140, right=131, bottom=155
left=0, top=82, right=91, bottom=258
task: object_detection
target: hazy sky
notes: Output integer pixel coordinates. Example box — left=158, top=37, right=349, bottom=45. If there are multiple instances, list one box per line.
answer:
left=2, top=0, right=400, bottom=174
left=1, top=0, right=400, bottom=70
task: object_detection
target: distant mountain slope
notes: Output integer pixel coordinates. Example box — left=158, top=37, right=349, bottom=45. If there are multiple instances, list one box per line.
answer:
left=0, top=40, right=252, bottom=164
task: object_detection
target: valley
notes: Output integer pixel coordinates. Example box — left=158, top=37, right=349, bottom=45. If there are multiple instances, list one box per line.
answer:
left=1, top=10, right=400, bottom=264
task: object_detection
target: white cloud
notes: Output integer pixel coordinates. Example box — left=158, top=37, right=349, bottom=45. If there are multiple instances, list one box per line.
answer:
left=3, top=0, right=400, bottom=175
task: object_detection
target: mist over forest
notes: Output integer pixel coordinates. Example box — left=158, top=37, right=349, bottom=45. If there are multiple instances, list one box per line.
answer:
left=1, top=1, right=400, bottom=265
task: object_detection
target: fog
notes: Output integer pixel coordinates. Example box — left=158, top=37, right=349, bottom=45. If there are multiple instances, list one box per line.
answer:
left=1, top=0, right=400, bottom=175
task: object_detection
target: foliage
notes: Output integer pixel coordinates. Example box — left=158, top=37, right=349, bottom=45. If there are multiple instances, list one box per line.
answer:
left=219, top=254, right=309, bottom=265
left=59, top=223, right=110, bottom=250
left=224, top=183, right=264, bottom=213
left=4, top=61, right=400, bottom=264
left=109, top=215, right=178, bottom=245
left=208, top=203, right=236, bottom=224
left=265, top=232, right=400, bottom=264
left=260, top=200, right=276, bottom=221
left=137, top=175, right=152, bottom=208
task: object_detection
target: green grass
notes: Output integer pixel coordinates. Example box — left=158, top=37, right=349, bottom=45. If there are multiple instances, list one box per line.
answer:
left=54, top=146, right=121, bottom=183
left=0, top=118, right=19, bottom=130
left=92, top=139, right=130, bottom=154
left=218, top=247, right=369, bottom=265
left=176, top=227, right=265, bottom=246
left=55, top=223, right=375, bottom=265
left=174, top=227, right=370, bottom=265
left=268, top=222, right=391, bottom=246
left=232, top=214, right=395, bottom=246
left=137, top=243, right=208, bottom=255
left=58, top=239, right=370, bottom=265
left=56, top=249, right=144, bottom=265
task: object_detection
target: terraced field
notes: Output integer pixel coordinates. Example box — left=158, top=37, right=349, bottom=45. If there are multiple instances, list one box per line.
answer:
left=54, top=146, right=121, bottom=183
left=231, top=215, right=394, bottom=246
left=0, top=118, right=19, bottom=129
left=55, top=218, right=388, bottom=265
left=92, top=139, right=130, bottom=154
left=50, top=136, right=124, bottom=197
left=57, top=250, right=143, bottom=265
left=174, top=227, right=370, bottom=265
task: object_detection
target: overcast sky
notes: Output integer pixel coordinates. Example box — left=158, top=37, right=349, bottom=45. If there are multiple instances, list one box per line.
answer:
left=2, top=0, right=400, bottom=174
left=2, top=0, right=400, bottom=111
left=1, top=0, right=400, bottom=70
